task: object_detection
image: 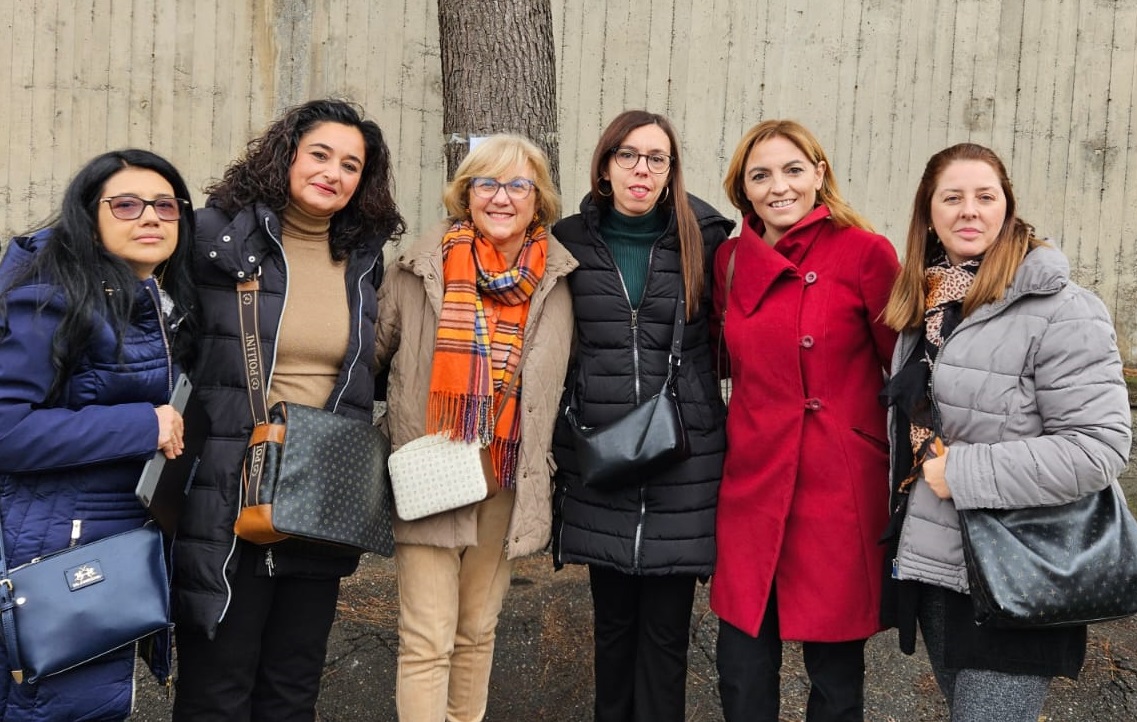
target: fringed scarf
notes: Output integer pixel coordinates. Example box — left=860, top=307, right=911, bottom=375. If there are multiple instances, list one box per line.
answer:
left=426, top=220, right=548, bottom=488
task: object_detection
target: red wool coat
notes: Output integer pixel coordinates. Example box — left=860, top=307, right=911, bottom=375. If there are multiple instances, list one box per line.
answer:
left=710, top=206, right=899, bottom=641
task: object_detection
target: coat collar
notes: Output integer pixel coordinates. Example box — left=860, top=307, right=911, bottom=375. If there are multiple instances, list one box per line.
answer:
left=396, top=220, right=579, bottom=282
left=730, top=205, right=831, bottom=315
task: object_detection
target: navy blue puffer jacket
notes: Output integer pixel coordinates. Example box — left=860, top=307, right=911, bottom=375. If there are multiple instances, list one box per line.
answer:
left=0, top=230, right=175, bottom=721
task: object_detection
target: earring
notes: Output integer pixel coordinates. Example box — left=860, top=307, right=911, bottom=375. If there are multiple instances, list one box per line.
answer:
left=659, top=186, right=671, bottom=203
left=597, top=178, right=613, bottom=197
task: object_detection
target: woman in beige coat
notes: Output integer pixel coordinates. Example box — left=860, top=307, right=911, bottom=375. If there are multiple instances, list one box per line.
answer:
left=375, top=134, right=576, bottom=722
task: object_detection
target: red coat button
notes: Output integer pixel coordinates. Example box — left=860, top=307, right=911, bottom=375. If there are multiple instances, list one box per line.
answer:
left=804, top=271, right=818, bottom=283
left=805, top=398, right=822, bottom=410
left=801, top=335, right=814, bottom=348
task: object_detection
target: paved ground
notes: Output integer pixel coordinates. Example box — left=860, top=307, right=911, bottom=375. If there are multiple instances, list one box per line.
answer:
left=132, top=402, right=1137, bottom=721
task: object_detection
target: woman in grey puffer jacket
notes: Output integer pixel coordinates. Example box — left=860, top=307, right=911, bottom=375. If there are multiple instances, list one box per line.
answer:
left=879, top=143, right=1132, bottom=722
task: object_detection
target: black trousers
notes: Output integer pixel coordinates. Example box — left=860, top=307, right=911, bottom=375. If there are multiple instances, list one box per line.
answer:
left=717, top=590, right=867, bottom=722
left=588, top=565, right=697, bottom=722
left=172, top=544, right=341, bottom=722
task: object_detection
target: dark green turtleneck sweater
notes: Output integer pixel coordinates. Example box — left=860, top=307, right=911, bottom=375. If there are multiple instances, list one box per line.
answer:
left=600, top=205, right=666, bottom=308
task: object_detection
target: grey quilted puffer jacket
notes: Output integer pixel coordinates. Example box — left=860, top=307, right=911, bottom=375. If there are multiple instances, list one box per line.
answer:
left=890, top=244, right=1132, bottom=593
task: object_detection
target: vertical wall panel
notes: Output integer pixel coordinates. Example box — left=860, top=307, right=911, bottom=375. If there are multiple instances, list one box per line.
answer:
left=0, top=0, right=1134, bottom=361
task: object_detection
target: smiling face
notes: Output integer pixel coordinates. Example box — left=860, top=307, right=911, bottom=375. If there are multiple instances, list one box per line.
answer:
left=603, top=123, right=672, bottom=217
left=468, top=161, right=538, bottom=263
left=97, top=167, right=179, bottom=279
left=742, top=135, right=825, bottom=245
left=288, top=121, right=366, bottom=217
left=930, top=159, right=1008, bottom=264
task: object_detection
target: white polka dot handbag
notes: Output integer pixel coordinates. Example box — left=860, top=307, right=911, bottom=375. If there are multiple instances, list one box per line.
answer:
left=388, top=433, right=498, bottom=521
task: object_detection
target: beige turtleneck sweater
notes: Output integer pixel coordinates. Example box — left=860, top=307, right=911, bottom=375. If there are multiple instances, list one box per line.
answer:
left=267, top=205, right=350, bottom=409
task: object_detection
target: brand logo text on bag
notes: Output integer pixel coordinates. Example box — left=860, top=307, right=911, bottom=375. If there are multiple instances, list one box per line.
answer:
left=66, top=562, right=105, bottom=591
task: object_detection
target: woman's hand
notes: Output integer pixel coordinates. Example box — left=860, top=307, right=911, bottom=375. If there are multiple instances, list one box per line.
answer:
left=922, top=444, right=951, bottom=500
left=154, top=404, right=185, bottom=459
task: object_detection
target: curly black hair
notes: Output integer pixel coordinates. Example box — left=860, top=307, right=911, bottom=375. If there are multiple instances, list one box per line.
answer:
left=206, top=98, right=406, bottom=259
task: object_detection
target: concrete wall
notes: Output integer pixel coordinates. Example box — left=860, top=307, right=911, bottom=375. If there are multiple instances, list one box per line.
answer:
left=2, top=0, right=1134, bottom=362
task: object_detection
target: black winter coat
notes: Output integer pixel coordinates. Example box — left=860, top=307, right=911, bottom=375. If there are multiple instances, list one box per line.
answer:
left=551, top=193, right=732, bottom=577
left=172, top=203, right=386, bottom=638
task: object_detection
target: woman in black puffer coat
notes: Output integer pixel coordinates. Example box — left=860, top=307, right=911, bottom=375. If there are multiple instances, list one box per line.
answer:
left=552, top=109, right=732, bottom=722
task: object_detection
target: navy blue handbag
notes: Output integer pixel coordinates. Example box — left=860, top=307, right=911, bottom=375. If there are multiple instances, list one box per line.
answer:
left=0, top=522, right=171, bottom=684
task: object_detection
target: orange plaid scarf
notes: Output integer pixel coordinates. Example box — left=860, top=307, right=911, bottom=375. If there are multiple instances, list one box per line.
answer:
left=426, top=220, right=547, bottom=488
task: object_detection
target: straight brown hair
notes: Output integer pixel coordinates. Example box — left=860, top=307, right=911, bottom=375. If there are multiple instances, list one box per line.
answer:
left=590, top=110, right=703, bottom=316
left=883, top=143, right=1045, bottom=331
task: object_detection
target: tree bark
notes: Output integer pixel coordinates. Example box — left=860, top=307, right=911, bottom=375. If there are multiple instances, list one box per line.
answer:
left=438, top=0, right=559, bottom=184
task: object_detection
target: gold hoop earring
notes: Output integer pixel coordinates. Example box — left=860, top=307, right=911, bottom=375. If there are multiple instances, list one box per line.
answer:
left=597, top=178, right=613, bottom=198
left=659, top=186, right=671, bottom=204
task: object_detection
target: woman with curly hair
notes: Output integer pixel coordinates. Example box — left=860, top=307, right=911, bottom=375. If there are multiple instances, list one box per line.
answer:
left=171, top=98, right=405, bottom=721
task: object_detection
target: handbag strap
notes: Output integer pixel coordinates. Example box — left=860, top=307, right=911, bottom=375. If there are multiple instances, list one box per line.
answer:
left=0, top=510, right=24, bottom=682
left=236, top=278, right=270, bottom=427
left=665, top=293, right=687, bottom=385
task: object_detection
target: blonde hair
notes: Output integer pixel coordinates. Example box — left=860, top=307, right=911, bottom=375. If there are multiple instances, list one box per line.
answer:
left=442, top=134, right=560, bottom=225
left=722, top=119, right=873, bottom=232
left=882, top=143, right=1046, bottom=331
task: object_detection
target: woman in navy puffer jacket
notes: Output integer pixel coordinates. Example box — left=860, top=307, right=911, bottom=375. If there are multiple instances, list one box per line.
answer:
left=0, top=149, right=198, bottom=721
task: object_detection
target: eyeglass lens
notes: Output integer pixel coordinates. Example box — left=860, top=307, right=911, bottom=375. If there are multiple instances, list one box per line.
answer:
left=471, top=178, right=534, bottom=200
left=105, top=196, right=184, bottom=221
left=613, top=148, right=671, bottom=173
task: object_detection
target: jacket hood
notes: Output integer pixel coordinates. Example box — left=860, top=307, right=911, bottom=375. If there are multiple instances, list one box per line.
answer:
left=575, top=192, right=734, bottom=245
left=1005, top=243, right=1069, bottom=300
left=0, top=228, right=52, bottom=283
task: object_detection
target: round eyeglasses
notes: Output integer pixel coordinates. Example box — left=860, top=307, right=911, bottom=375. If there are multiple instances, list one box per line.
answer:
left=611, top=147, right=672, bottom=174
left=101, top=195, right=189, bottom=221
left=470, top=177, right=536, bottom=200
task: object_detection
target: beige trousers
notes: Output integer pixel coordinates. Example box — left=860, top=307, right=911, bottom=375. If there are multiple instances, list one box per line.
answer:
left=394, top=490, right=515, bottom=722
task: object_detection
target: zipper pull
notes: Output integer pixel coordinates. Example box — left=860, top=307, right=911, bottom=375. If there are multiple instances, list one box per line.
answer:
left=265, top=548, right=275, bottom=576
left=891, top=558, right=900, bottom=579
left=69, top=520, right=82, bottom=547
left=630, top=308, right=638, bottom=330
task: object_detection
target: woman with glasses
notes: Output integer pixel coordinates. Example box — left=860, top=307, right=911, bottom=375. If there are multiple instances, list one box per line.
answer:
left=375, top=133, right=575, bottom=722
left=0, top=149, right=198, bottom=720
left=551, top=110, right=733, bottom=722
left=712, top=120, right=899, bottom=722
left=170, top=99, right=405, bottom=721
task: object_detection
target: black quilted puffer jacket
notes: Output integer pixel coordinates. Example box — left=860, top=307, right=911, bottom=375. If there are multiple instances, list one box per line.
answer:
left=551, top=193, right=732, bottom=577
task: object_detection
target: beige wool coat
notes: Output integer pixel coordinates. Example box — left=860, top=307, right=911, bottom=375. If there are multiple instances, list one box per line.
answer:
left=376, top=224, right=577, bottom=558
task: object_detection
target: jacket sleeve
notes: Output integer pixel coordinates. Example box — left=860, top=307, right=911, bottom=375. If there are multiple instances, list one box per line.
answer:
left=857, top=233, right=901, bottom=373
left=946, top=290, right=1133, bottom=510
left=0, top=287, right=160, bottom=474
left=374, top=264, right=405, bottom=372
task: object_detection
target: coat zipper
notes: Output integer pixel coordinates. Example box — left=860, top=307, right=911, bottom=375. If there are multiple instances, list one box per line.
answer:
left=596, top=233, right=662, bottom=570
left=145, top=281, right=174, bottom=396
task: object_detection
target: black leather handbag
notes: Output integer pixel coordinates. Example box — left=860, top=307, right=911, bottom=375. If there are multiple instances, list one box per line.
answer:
left=231, top=278, right=395, bottom=557
left=959, top=484, right=1137, bottom=628
left=0, top=522, right=170, bottom=684
left=566, top=296, right=691, bottom=490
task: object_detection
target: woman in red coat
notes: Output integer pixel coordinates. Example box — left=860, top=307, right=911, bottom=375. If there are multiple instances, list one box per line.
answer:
left=711, top=120, right=900, bottom=722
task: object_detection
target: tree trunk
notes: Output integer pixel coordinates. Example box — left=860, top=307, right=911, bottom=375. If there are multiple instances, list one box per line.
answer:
left=438, top=0, right=559, bottom=185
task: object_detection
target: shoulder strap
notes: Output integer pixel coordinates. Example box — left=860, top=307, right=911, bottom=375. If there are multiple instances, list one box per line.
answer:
left=236, top=278, right=270, bottom=426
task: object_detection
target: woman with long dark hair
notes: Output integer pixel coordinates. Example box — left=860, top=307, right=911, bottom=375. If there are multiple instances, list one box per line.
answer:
left=171, top=98, right=404, bottom=720
left=0, top=149, right=197, bottom=720
left=552, top=109, right=733, bottom=722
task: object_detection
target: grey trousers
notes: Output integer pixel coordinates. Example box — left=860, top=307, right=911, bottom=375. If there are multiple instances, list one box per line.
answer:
left=918, top=588, right=1050, bottom=722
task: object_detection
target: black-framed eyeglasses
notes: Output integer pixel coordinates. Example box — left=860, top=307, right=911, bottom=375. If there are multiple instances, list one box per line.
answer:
left=470, top=177, right=536, bottom=200
left=101, top=195, right=189, bottom=221
left=611, top=147, right=672, bottom=174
